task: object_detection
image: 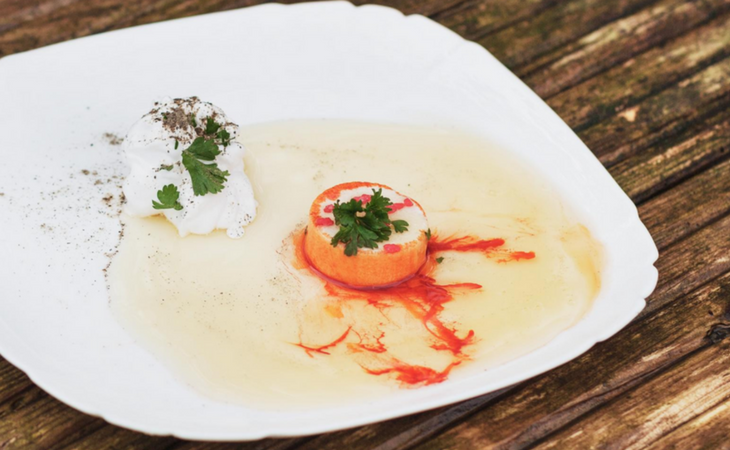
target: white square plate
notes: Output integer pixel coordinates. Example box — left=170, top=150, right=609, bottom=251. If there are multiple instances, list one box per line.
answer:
left=0, top=2, right=658, bottom=440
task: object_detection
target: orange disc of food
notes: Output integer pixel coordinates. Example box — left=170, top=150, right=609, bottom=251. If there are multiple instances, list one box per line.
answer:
left=304, top=182, right=429, bottom=288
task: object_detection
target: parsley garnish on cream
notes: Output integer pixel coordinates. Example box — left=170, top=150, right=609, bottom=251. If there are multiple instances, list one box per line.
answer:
left=330, top=189, right=409, bottom=256
left=123, top=97, right=257, bottom=238
left=181, top=137, right=230, bottom=196
left=152, top=184, right=183, bottom=211
left=150, top=118, right=231, bottom=208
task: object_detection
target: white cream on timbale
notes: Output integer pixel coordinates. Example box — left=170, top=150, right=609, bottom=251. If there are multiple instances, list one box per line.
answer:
left=122, top=97, right=257, bottom=238
left=316, top=186, right=429, bottom=248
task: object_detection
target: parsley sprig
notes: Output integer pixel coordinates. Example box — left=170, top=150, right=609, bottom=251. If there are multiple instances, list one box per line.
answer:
left=204, top=117, right=232, bottom=147
left=181, top=137, right=230, bottom=196
left=330, top=189, right=409, bottom=256
left=150, top=116, right=233, bottom=209
left=152, top=184, right=183, bottom=211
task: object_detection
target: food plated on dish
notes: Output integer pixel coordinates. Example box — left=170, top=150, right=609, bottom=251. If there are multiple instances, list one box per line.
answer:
left=109, top=97, right=603, bottom=409
left=0, top=2, right=658, bottom=440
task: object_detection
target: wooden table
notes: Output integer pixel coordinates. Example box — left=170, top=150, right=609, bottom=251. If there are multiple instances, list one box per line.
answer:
left=2, top=1, right=730, bottom=448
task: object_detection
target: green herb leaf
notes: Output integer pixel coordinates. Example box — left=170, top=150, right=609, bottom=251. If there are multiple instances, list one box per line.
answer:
left=217, top=128, right=231, bottom=147
left=425, top=228, right=432, bottom=240
left=159, top=164, right=174, bottom=171
left=204, top=117, right=220, bottom=135
left=330, top=188, right=410, bottom=257
left=392, top=220, right=409, bottom=233
left=189, top=114, right=197, bottom=127
left=182, top=150, right=229, bottom=196
left=186, top=137, right=221, bottom=161
left=436, top=256, right=444, bottom=264
left=174, top=140, right=179, bottom=150
left=152, top=184, right=183, bottom=211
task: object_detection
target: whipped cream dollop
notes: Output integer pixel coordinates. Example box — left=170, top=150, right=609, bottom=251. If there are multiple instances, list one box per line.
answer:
left=122, top=97, right=257, bottom=238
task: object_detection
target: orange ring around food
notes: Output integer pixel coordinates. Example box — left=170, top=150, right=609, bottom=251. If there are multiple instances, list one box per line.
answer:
left=304, top=182, right=429, bottom=288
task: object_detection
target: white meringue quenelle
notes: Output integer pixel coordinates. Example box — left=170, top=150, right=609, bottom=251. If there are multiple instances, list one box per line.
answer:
left=122, top=97, right=257, bottom=238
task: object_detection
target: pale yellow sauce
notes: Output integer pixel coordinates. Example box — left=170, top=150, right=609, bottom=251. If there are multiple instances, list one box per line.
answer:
left=109, top=121, right=602, bottom=409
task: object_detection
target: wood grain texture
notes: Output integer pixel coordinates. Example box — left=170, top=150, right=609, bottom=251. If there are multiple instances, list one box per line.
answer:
left=645, top=400, right=730, bottom=450
left=1, top=0, right=730, bottom=449
left=522, top=0, right=730, bottom=98
left=474, top=0, right=657, bottom=70
left=547, top=11, right=730, bottom=131
left=580, top=54, right=730, bottom=167
left=638, top=157, right=730, bottom=250
left=531, top=342, right=730, bottom=450
left=0, top=357, right=31, bottom=406
left=609, top=104, right=730, bottom=203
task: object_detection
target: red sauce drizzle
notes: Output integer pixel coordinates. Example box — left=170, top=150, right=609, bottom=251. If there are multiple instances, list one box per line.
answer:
left=350, top=330, right=387, bottom=354
left=314, top=217, right=335, bottom=226
left=387, top=203, right=406, bottom=213
left=362, top=361, right=458, bottom=386
left=294, top=327, right=351, bottom=357
left=353, top=194, right=372, bottom=204
left=292, top=230, right=535, bottom=387
left=429, top=234, right=536, bottom=262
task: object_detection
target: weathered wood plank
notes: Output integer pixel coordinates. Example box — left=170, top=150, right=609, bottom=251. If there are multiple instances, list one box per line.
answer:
left=432, top=0, right=555, bottom=40
left=610, top=107, right=730, bottom=203
left=0, top=0, right=482, bottom=59
left=523, top=0, right=730, bottom=98
left=532, top=342, right=730, bottom=449
left=644, top=400, right=730, bottom=450
left=58, top=425, right=176, bottom=450
left=415, top=270, right=730, bottom=450
left=0, top=0, right=80, bottom=33
left=295, top=389, right=512, bottom=450
left=547, top=12, right=730, bottom=131
left=638, top=157, right=730, bottom=250
left=0, top=384, right=46, bottom=427
left=171, top=437, right=309, bottom=450
left=0, top=390, right=105, bottom=449
left=476, top=0, right=657, bottom=70
left=640, top=212, right=730, bottom=317
left=0, top=358, right=31, bottom=406
left=0, top=0, right=179, bottom=57
left=346, top=0, right=467, bottom=16
left=0, top=386, right=308, bottom=450
left=579, top=55, right=730, bottom=167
